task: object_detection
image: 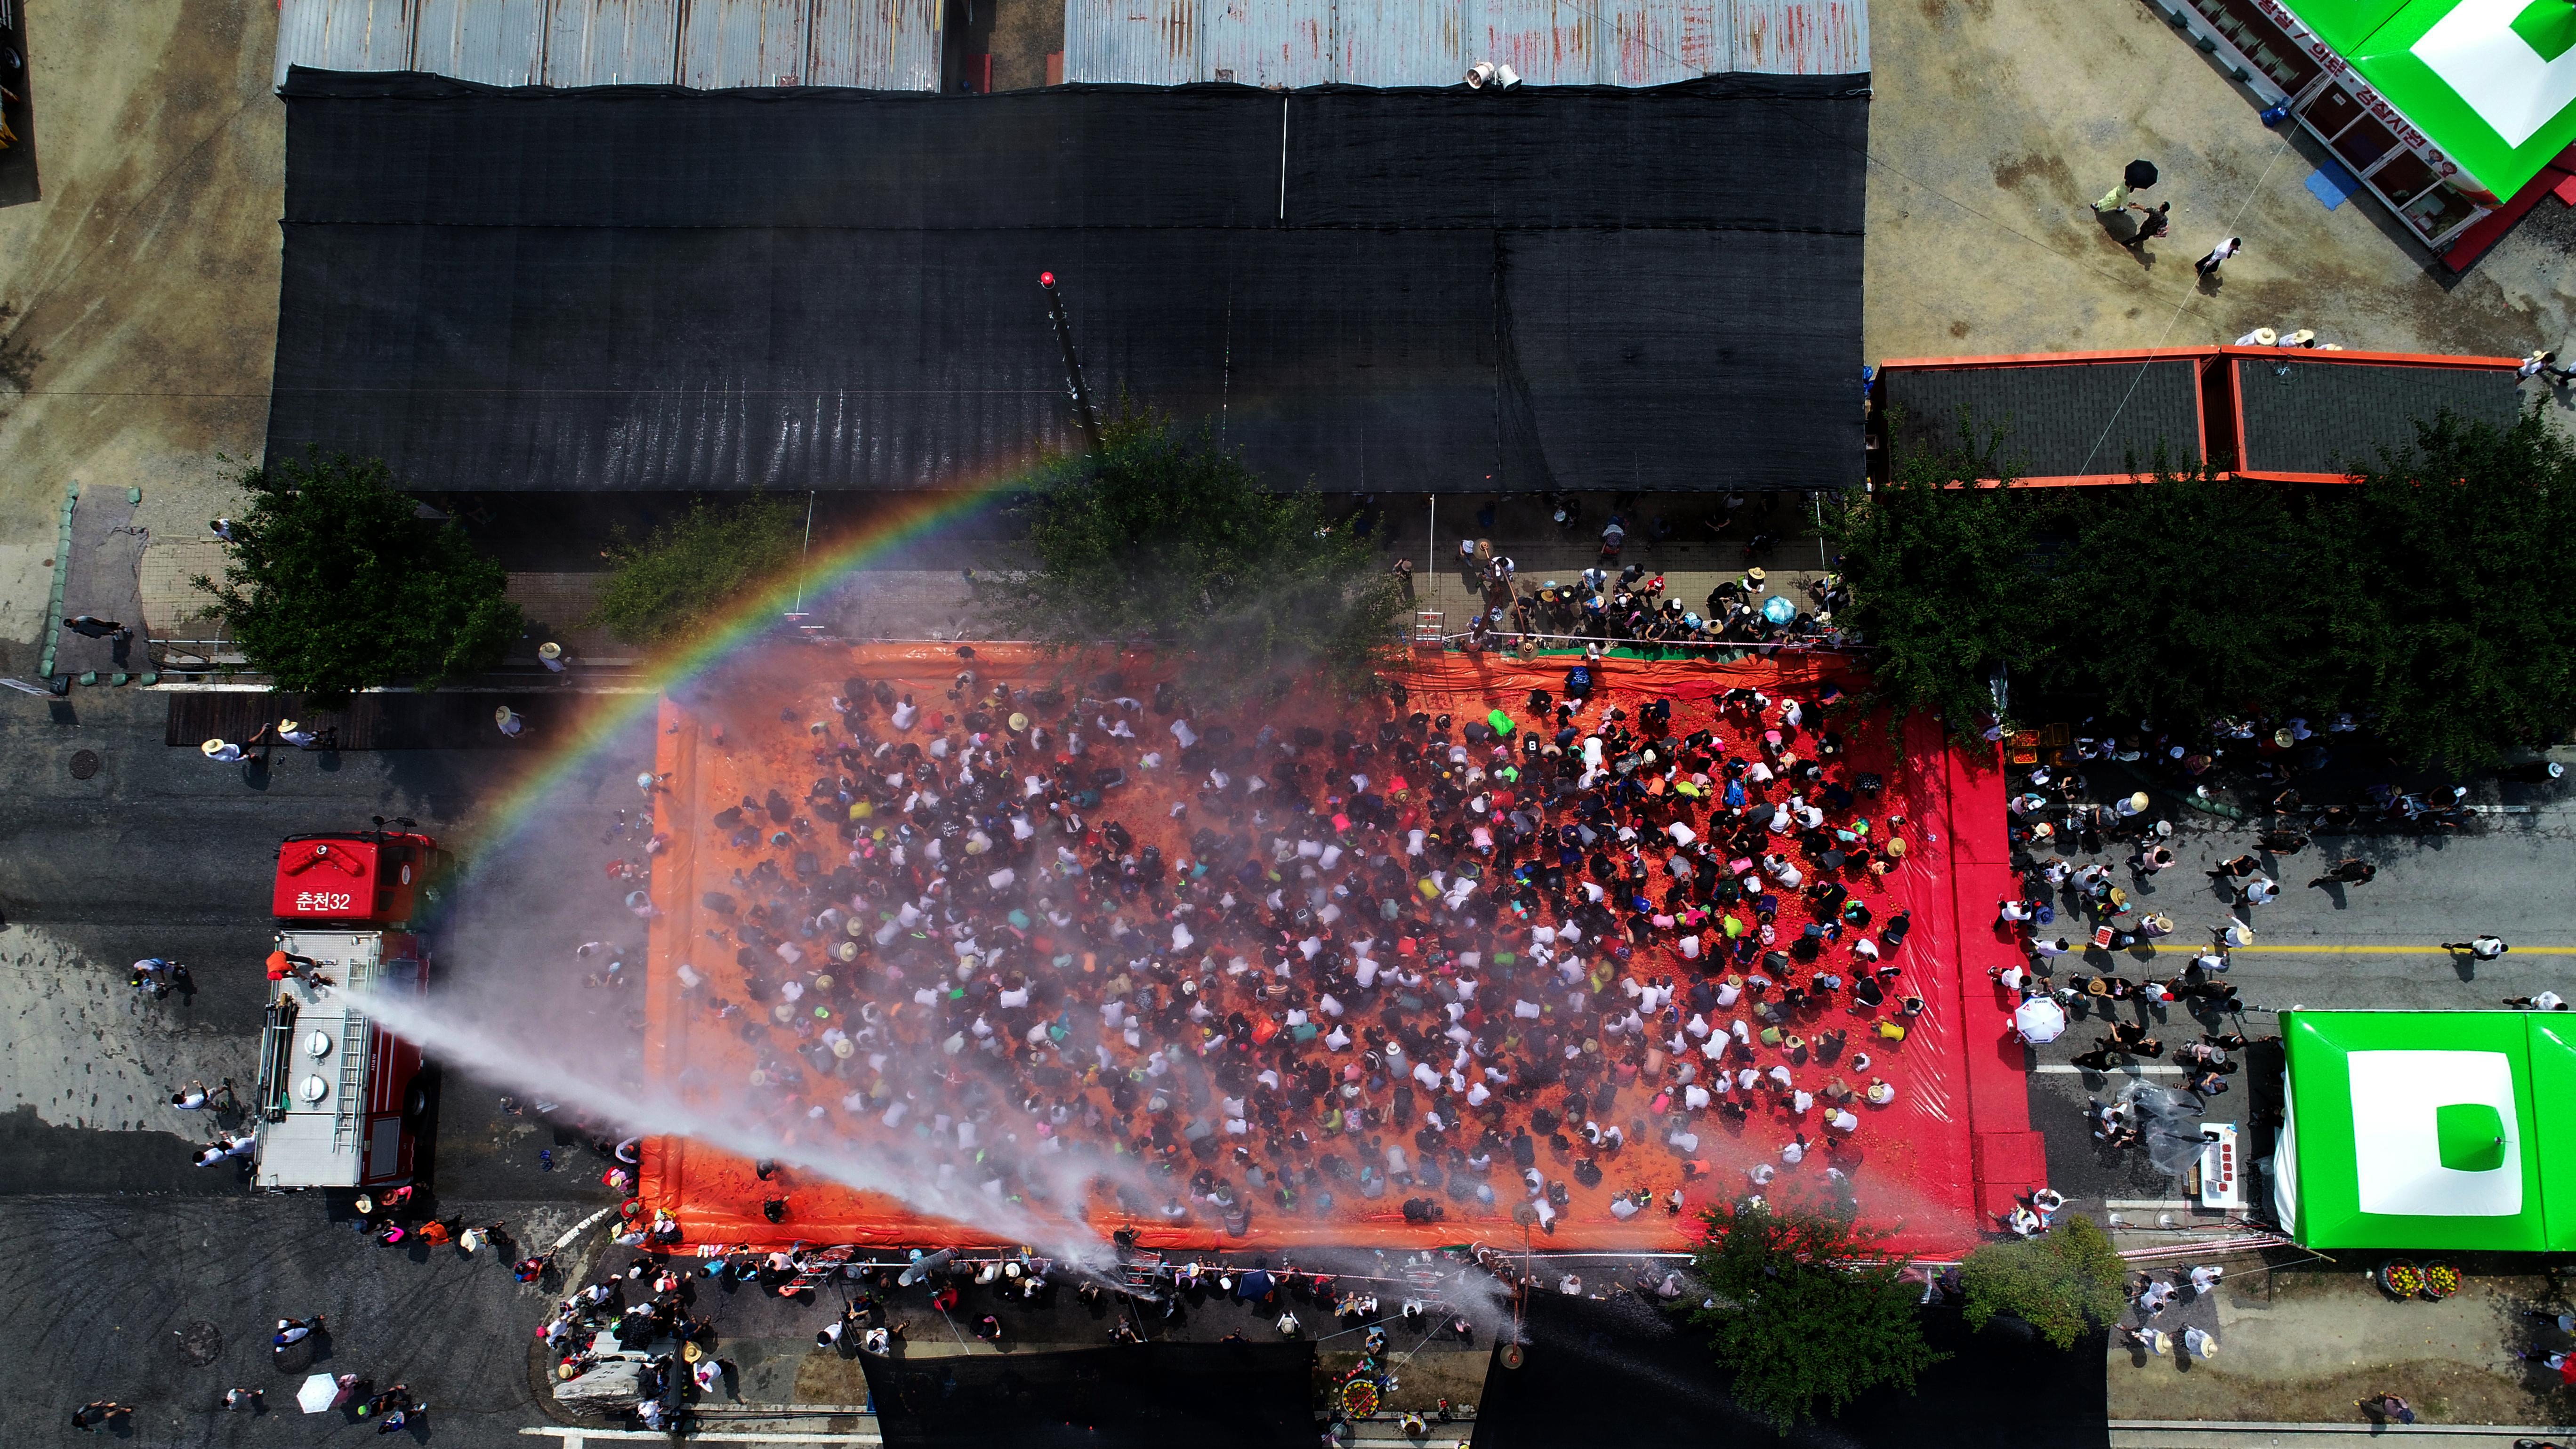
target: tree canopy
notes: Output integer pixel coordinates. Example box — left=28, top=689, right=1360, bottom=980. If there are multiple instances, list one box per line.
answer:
left=193, top=451, right=520, bottom=700
left=2323, top=411, right=2576, bottom=765
left=971, top=412, right=1406, bottom=700
left=1684, top=1198, right=1945, bottom=1432
left=1826, top=421, right=2038, bottom=732
left=588, top=493, right=805, bottom=647
left=1833, top=406, right=2576, bottom=765
left=1957, top=1214, right=2129, bottom=1350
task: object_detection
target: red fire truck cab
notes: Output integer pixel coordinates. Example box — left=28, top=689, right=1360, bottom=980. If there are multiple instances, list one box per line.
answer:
left=253, top=829, right=451, bottom=1191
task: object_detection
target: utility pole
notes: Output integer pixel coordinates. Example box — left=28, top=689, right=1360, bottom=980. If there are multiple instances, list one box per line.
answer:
left=1039, top=270, right=1105, bottom=454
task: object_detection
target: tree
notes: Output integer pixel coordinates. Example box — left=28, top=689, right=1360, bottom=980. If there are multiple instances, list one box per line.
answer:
left=1684, top=1198, right=1946, bottom=1432
left=971, top=411, right=1406, bottom=700
left=2320, top=408, right=2576, bottom=766
left=1957, top=1214, right=2128, bottom=1349
left=1827, top=419, right=2043, bottom=738
left=193, top=451, right=520, bottom=700
left=588, top=493, right=804, bottom=647
left=2033, top=455, right=2339, bottom=727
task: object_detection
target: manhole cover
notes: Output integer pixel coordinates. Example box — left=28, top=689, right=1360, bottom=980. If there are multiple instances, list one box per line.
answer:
left=174, top=1320, right=222, bottom=1366
left=67, top=750, right=99, bottom=780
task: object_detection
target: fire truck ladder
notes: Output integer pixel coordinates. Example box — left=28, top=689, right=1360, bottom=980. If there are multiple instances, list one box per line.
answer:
left=332, top=1010, right=367, bottom=1150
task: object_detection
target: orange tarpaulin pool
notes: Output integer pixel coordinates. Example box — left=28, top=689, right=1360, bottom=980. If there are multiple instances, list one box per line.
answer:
left=634, top=643, right=2037, bottom=1257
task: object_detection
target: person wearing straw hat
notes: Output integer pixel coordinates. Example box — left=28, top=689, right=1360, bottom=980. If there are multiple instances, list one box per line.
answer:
left=276, top=718, right=322, bottom=750
left=494, top=704, right=526, bottom=739
left=201, top=738, right=249, bottom=765
left=2279, top=327, right=2318, bottom=348
left=538, top=641, right=569, bottom=674
left=2233, top=326, right=2278, bottom=346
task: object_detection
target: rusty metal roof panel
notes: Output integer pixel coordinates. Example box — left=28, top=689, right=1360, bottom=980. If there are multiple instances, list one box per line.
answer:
left=806, top=0, right=943, bottom=90
left=1605, top=0, right=1730, bottom=81
left=680, top=0, right=813, bottom=87
left=1063, top=0, right=1200, bottom=85
left=1065, top=0, right=1860, bottom=81
left=277, top=0, right=419, bottom=89
left=1473, top=0, right=1595, bottom=85
left=543, top=0, right=683, bottom=86
left=1731, top=0, right=1866, bottom=74
left=1203, top=0, right=1332, bottom=87
left=1332, top=0, right=1463, bottom=86
left=413, top=0, right=551, bottom=84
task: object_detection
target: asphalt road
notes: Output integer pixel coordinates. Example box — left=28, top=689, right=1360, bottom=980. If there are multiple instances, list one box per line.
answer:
left=0, top=687, right=642, bottom=1446
left=4, top=685, right=2573, bottom=1441
left=2012, top=766, right=2576, bottom=1213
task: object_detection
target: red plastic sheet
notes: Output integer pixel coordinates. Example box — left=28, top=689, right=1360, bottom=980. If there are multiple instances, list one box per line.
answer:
left=636, top=644, right=2027, bottom=1257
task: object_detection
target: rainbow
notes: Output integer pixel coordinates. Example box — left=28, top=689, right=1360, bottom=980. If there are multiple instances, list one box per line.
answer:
left=462, top=485, right=1013, bottom=856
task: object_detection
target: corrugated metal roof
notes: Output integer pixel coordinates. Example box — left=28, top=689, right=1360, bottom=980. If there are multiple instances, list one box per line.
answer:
left=1205, top=0, right=1330, bottom=89
left=1732, top=0, right=1863, bottom=75
left=1064, top=0, right=1200, bottom=86
left=543, top=0, right=683, bottom=86
left=412, top=0, right=549, bottom=84
left=682, top=0, right=810, bottom=88
left=1067, top=0, right=1864, bottom=82
left=809, top=0, right=943, bottom=90
left=277, top=0, right=939, bottom=91
left=278, top=0, right=420, bottom=75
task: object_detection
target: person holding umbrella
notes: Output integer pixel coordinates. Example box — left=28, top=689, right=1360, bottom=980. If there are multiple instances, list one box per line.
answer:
left=2094, top=158, right=2157, bottom=214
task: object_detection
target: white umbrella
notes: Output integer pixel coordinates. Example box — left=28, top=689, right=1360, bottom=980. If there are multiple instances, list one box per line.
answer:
left=2014, top=997, right=2067, bottom=1044
left=298, top=1372, right=347, bottom=1414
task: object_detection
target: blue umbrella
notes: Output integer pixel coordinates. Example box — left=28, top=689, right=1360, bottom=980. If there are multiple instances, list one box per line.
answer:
left=1236, top=1268, right=1275, bottom=1301
left=1760, top=595, right=1797, bottom=625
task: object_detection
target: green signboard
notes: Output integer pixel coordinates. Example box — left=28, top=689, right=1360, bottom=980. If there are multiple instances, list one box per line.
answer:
left=2278, top=1010, right=2576, bottom=1250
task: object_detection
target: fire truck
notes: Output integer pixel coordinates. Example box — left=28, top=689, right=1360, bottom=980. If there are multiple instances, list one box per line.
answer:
left=252, top=824, right=451, bottom=1191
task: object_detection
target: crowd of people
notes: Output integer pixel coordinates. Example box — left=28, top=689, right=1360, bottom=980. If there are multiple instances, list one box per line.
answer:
left=654, top=652, right=1932, bottom=1241
left=1456, top=551, right=1849, bottom=657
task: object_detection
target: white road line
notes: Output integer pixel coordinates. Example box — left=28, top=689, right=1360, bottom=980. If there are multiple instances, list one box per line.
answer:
left=2034, top=1063, right=2184, bottom=1074
left=551, top=1201, right=625, bottom=1253
left=2103, top=1199, right=2195, bottom=1209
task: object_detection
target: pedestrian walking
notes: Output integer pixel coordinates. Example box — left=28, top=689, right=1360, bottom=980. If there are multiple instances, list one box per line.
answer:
left=64, top=614, right=129, bottom=640
left=2258, top=826, right=2310, bottom=854
left=2520, top=351, right=2570, bottom=384
left=2309, top=858, right=2376, bottom=888
left=201, top=737, right=250, bottom=765
left=539, top=641, right=569, bottom=673
left=2359, top=1393, right=2416, bottom=1425
left=2233, top=327, right=2278, bottom=346
left=2505, top=991, right=2568, bottom=1011
left=495, top=704, right=526, bottom=739
left=70, top=1401, right=133, bottom=1430
left=2444, top=935, right=2510, bottom=960
left=273, top=1314, right=325, bottom=1347
left=224, top=1387, right=264, bottom=1412
left=1391, top=557, right=1415, bottom=604
left=2234, top=873, right=2279, bottom=907
left=2194, top=237, right=2241, bottom=278
left=2124, top=201, right=2172, bottom=250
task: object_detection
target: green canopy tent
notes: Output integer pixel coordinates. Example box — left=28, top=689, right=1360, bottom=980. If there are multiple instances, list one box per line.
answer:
left=2277, top=1010, right=2576, bottom=1250
left=2340, top=0, right=2576, bottom=202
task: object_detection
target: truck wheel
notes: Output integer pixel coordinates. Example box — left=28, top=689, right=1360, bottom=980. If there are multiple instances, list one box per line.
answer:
left=403, top=1079, right=430, bottom=1122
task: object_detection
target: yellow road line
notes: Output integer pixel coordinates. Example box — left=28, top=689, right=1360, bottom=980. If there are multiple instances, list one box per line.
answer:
left=2225, top=944, right=2576, bottom=955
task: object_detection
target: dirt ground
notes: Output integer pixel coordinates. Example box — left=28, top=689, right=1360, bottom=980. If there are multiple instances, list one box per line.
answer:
left=2106, top=1262, right=2576, bottom=1424
left=0, top=0, right=281, bottom=670
left=1864, top=0, right=2576, bottom=374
